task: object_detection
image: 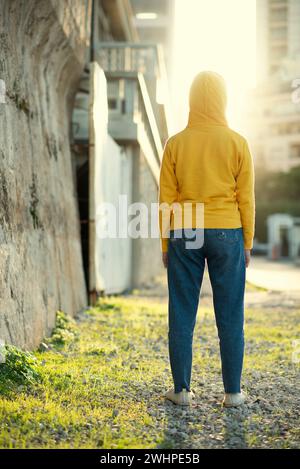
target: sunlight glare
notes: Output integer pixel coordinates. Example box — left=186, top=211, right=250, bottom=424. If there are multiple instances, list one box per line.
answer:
left=169, top=0, right=256, bottom=133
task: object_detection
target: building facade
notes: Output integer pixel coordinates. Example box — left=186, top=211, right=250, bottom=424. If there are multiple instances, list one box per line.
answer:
left=245, top=0, right=300, bottom=172
left=0, top=0, right=173, bottom=348
left=267, top=213, right=300, bottom=261
left=72, top=0, right=173, bottom=299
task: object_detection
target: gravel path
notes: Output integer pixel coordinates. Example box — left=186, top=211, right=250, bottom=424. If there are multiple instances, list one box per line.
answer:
left=129, top=269, right=300, bottom=449
left=0, top=265, right=299, bottom=449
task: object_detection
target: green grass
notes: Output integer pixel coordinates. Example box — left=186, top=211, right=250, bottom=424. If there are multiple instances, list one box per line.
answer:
left=245, top=281, right=269, bottom=292
left=0, top=345, right=41, bottom=397
left=0, top=297, right=299, bottom=449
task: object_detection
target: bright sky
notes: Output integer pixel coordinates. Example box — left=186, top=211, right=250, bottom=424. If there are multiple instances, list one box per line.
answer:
left=169, top=0, right=256, bottom=133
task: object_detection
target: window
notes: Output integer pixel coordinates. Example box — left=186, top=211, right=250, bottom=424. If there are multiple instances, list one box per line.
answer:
left=269, top=27, right=287, bottom=40
left=107, top=80, right=121, bottom=112
left=290, top=144, right=300, bottom=159
left=121, top=99, right=126, bottom=114
left=108, top=98, right=118, bottom=110
left=270, top=44, right=287, bottom=59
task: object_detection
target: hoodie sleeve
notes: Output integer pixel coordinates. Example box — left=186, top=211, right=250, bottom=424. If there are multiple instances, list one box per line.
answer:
left=236, top=139, right=255, bottom=250
left=158, top=140, right=178, bottom=253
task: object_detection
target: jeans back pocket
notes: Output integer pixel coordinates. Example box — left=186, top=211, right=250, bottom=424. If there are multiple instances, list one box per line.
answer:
left=215, top=229, right=240, bottom=244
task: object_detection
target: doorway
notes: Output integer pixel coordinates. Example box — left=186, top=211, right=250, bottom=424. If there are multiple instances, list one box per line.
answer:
left=279, top=226, right=289, bottom=257
left=71, top=69, right=90, bottom=295
left=76, top=158, right=89, bottom=289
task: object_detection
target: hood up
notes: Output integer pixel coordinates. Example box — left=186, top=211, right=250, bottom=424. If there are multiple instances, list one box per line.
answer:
left=187, top=71, right=228, bottom=128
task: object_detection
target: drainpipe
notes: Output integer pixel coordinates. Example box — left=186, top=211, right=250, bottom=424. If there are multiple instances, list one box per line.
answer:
left=90, top=0, right=95, bottom=62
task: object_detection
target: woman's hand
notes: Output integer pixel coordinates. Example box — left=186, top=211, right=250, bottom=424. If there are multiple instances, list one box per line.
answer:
left=244, top=249, right=251, bottom=268
left=162, top=252, right=168, bottom=269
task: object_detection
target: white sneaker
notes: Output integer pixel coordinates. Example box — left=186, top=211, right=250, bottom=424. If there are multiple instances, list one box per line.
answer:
left=165, top=388, right=193, bottom=406
left=223, top=392, right=246, bottom=408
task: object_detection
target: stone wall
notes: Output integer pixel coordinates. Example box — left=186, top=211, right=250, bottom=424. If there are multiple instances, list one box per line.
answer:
left=0, top=0, right=91, bottom=349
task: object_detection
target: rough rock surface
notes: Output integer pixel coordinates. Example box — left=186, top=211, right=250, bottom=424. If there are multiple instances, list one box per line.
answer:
left=0, top=0, right=91, bottom=348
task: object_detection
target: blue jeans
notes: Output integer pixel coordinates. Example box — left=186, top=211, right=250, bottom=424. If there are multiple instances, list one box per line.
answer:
left=167, top=228, right=246, bottom=394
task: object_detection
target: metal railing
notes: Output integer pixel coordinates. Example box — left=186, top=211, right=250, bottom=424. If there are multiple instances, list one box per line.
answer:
left=96, top=42, right=173, bottom=138
left=96, top=42, right=160, bottom=77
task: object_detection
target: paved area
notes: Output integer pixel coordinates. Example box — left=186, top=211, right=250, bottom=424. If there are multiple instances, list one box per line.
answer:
left=135, top=257, right=300, bottom=309
left=247, top=256, right=300, bottom=293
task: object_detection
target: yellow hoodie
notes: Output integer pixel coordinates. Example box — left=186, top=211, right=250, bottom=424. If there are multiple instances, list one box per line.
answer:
left=159, top=71, right=255, bottom=252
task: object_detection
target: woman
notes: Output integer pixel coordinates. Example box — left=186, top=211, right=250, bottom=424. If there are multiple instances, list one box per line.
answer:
left=159, top=71, right=255, bottom=408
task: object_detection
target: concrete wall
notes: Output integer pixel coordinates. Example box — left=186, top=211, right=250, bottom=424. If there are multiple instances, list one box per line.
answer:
left=132, top=145, right=163, bottom=287
left=0, top=0, right=91, bottom=349
left=94, top=138, right=133, bottom=294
